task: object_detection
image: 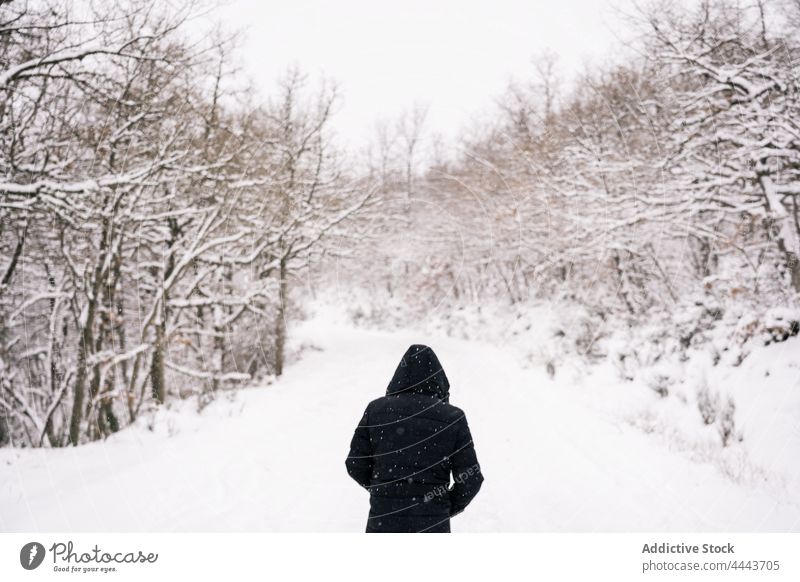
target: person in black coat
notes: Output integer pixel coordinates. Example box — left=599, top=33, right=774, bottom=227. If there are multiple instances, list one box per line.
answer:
left=345, top=344, right=484, bottom=533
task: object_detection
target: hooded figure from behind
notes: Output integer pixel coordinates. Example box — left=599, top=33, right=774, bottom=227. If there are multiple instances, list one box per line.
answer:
left=345, top=344, right=483, bottom=533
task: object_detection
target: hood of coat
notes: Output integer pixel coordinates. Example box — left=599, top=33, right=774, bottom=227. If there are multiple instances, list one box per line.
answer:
left=386, top=344, right=450, bottom=402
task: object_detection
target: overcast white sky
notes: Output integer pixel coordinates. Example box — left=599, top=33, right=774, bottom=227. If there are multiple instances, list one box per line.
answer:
left=207, top=0, right=640, bottom=149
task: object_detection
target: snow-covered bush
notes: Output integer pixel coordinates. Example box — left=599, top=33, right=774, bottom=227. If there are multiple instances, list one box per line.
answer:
left=717, top=396, right=739, bottom=448
left=696, top=383, right=718, bottom=426
left=763, top=307, right=800, bottom=345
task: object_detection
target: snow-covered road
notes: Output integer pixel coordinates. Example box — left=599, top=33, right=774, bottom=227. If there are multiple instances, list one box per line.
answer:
left=2, top=308, right=798, bottom=532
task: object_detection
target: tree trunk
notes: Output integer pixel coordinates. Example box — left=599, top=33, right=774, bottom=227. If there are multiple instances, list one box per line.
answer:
left=68, top=302, right=95, bottom=446
left=760, top=173, right=800, bottom=293
left=150, top=319, right=166, bottom=404
left=274, top=255, right=288, bottom=376
left=150, top=218, right=179, bottom=404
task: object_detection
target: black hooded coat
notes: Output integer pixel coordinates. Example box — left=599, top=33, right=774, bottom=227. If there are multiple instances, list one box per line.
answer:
left=345, top=344, right=483, bottom=533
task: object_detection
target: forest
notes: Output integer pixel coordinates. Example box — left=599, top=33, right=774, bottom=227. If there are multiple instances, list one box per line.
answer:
left=1, top=0, right=799, bottom=450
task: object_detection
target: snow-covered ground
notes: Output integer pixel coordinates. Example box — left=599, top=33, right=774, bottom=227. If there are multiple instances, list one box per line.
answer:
left=1, top=303, right=799, bottom=532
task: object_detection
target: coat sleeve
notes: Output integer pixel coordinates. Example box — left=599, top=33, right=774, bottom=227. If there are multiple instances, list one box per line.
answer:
left=448, top=413, right=483, bottom=517
left=345, top=405, right=373, bottom=489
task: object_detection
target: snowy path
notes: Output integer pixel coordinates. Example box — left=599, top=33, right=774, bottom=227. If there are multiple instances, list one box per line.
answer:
left=1, top=309, right=798, bottom=532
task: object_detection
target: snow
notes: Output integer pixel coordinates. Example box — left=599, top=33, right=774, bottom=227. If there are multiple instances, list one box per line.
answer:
left=1, top=302, right=798, bottom=532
